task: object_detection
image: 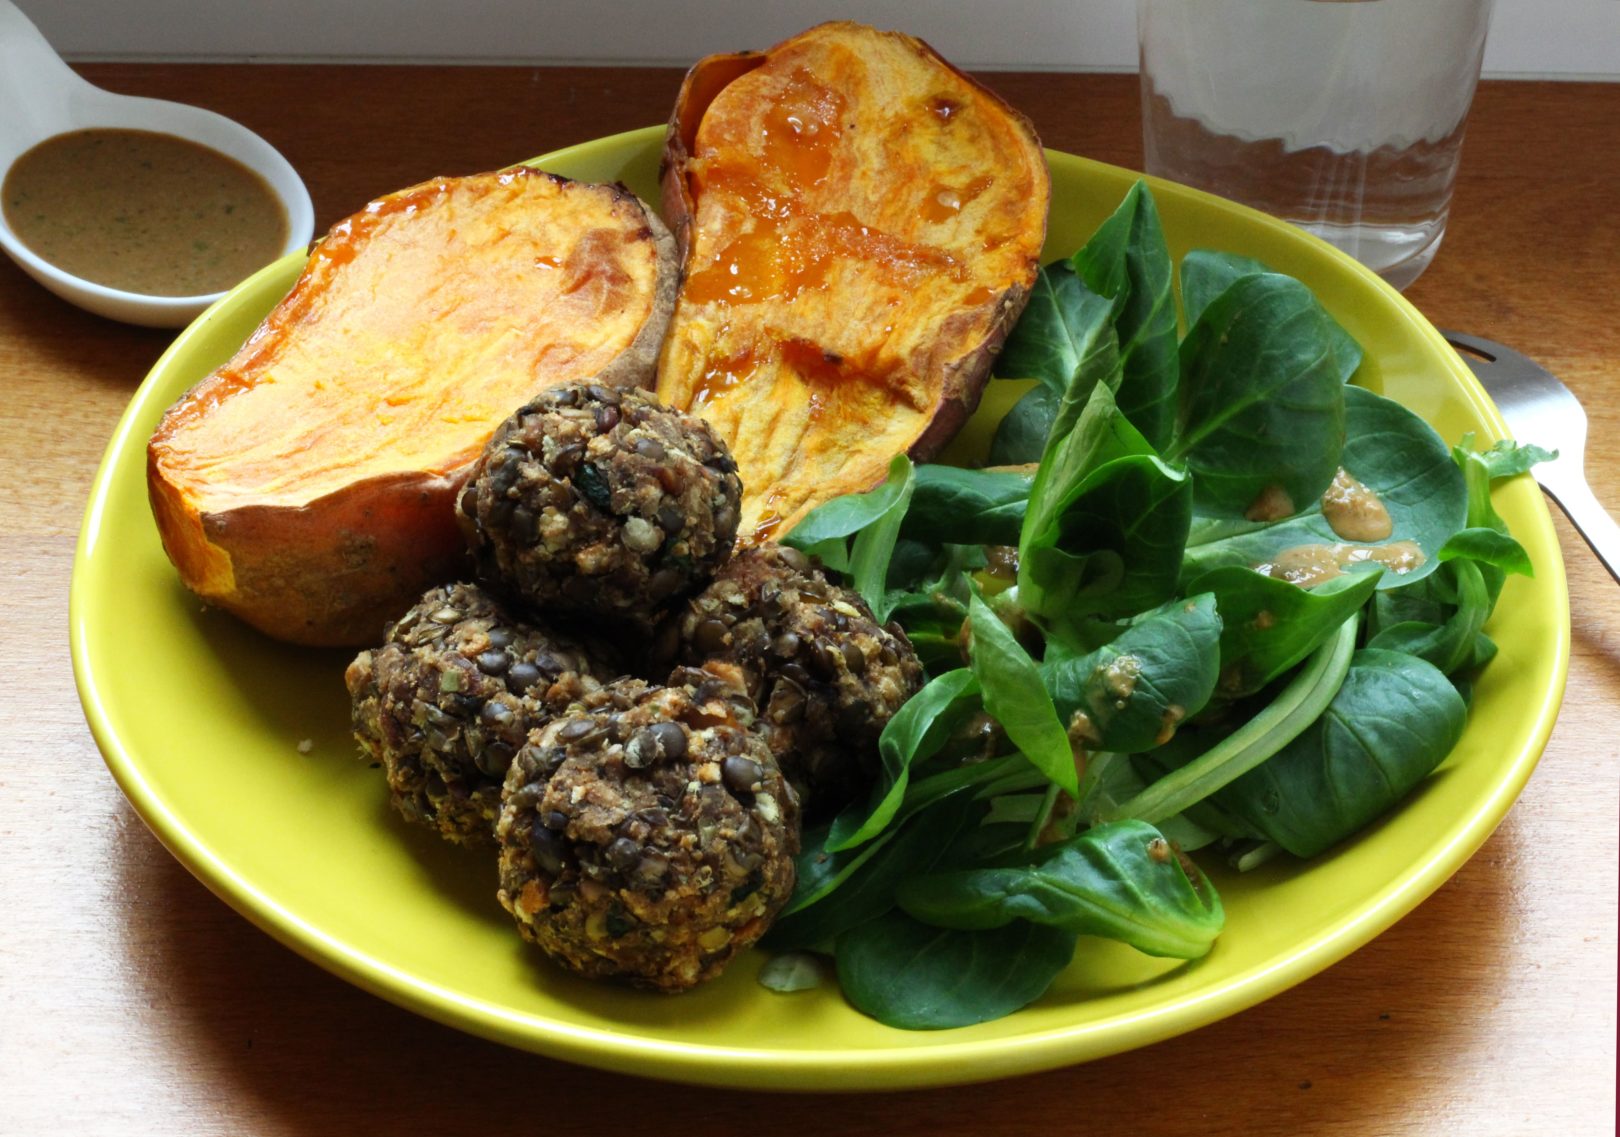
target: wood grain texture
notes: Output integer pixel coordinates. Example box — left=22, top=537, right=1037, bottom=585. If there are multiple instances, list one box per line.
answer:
left=1, top=66, right=1614, bottom=1135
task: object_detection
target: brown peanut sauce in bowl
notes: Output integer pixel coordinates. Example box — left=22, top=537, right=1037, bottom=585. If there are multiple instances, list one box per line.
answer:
left=2, top=127, right=288, bottom=297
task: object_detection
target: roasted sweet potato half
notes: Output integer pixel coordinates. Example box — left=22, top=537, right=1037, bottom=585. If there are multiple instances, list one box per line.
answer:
left=656, top=20, right=1050, bottom=541
left=148, top=168, right=678, bottom=646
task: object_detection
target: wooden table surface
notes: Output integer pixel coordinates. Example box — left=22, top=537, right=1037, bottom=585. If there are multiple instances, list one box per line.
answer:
left=2, top=65, right=1615, bottom=1135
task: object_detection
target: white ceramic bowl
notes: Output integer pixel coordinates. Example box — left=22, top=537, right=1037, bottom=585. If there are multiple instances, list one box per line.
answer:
left=0, top=1, right=314, bottom=327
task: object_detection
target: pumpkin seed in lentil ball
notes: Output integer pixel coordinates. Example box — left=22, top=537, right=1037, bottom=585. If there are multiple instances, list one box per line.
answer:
left=495, top=667, right=798, bottom=993
left=345, top=581, right=619, bottom=846
left=456, top=382, right=742, bottom=630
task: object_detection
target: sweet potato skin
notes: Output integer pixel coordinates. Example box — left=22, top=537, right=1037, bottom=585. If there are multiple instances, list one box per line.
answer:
left=657, top=21, right=1049, bottom=541
left=660, top=49, right=765, bottom=262
left=148, top=169, right=677, bottom=646
left=149, top=466, right=469, bottom=646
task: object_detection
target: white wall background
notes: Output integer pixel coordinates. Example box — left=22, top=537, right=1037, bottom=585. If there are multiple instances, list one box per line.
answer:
left=21, top=0, right=1620, bottom=78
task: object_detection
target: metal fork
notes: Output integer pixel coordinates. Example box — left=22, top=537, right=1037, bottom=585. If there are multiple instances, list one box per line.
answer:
left=1443, top=330, right=1619, bottom=583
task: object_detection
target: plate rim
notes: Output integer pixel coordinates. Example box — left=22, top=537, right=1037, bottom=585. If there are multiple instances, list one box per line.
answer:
left=69, top=125, right=1572, bottom=1091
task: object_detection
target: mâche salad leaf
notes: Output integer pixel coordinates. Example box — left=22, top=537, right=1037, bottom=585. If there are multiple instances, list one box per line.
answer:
left=1180, top=249, right=1363, bottom=384
left=1180, top=384, right=1468, bottom=588
left=1069, top=181, right=1179, bottom=449
left=896, top=818, right=1223, bottom=958
left=1041, top=594, right=1222, bottom=754
left=967, top=588, right=1079, bottom=799
left=900, top=464, right=1031, bottom=548
left=783, top=453, right=915, bottom=620
left=1210, top=649, right=1468, bottom=857
left=1167, top=270, right=1347, bottom=520
left=771, top=180, right=1543, bottom=1032
left=991, top=182, right=1177, bottom=460
left=835, top=909, right=1079, bottom=1031
left=1017, top=381, right=1192, bottom=629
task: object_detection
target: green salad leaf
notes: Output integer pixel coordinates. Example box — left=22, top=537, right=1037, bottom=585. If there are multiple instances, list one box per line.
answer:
left=1212, top=649, right=1468, bottom=857
left=784, top=453, right=915, bottom=620
left=900, top=464, right=1031, bottom=548
left=995, top=260, right=1120, bottom=401
left=827, top=668, right=981, bottom=852
left=1070, top=181, right=1179, bottom=449
left=1180, top=249, right=1363, bottom=383
left=1180, top=384, right=1467, bottom=588
left=1168, top=271, right=1347, bottom=519
left=835, top=910, right=1079, bottom=1030
left=1018, top=382, right=1192, bottom=628
left=988, top=385, right=1058, bottom=466
left=967, top=589, right=1079, bottom=798
left=1041, top=594, right=1223, bottom=753
left=1188, top=565, right=1383, bottom=696
left=765, top=792, right=983, bottom=952
left=896, top=818, right=1223, bottom=958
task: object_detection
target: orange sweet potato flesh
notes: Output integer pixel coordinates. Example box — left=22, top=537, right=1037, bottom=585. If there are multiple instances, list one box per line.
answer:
left=657, top=21, right=1049, bottom=542
left=148, top=168, right=677, bottom=646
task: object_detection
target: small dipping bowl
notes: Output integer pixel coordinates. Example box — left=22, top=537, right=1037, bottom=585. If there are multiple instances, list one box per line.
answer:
left=0, top=0, right=314, bottom=327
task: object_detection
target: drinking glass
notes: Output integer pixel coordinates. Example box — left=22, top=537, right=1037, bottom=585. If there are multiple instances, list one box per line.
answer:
left=1138, top=0, right=1493, bottom=290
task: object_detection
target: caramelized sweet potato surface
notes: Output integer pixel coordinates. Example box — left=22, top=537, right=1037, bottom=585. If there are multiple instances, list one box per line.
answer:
left=148, top=168, right=676, bottom=645
left=657, top=21, right=1049, bottom=542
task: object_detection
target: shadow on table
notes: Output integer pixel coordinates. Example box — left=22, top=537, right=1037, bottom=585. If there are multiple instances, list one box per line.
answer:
left=107, top=790, right=1526, bottom=1137
left=0, top=257, right=173, bottom=389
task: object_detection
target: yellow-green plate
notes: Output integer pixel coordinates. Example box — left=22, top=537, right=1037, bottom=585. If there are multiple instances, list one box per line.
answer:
left=70, top=127, right=1569, bottom=1090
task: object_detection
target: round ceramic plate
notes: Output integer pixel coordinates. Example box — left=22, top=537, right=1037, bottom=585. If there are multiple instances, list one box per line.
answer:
left=71, top=127, right=1569, bottom=1091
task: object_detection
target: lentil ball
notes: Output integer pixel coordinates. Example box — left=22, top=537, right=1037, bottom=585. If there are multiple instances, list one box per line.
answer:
left=655, top=544, right=925, bottom=815
left=495, top=667, right=798, bottom=992
left=456, top=382, right=742, bottom=629
left=346, top=581, right=618, bottom=845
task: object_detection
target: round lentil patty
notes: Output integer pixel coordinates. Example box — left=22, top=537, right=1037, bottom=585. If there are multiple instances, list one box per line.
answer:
left=346, top=581, right=618, bottom=845
left=655, top=544, right=925, bottom=815
left=495, top=667, right=798, bottom=992
left=456, top=382, right=742, bottom=630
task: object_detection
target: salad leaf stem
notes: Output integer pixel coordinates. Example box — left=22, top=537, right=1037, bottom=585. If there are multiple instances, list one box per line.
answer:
left=1108, top=613, right=1359, bottom=824
left=900, top=752, right=1030, bottom=817
left=971, top=765, right=1052, bottom=802
left=1230, top=840, right=1283, bottom=873
left=1024, top=783, right=1063, bottom=851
